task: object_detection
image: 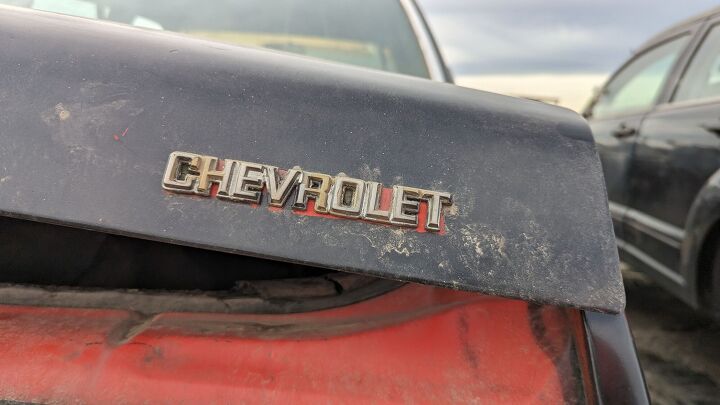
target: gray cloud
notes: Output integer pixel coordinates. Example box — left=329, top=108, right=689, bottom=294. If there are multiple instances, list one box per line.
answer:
left=418, top=0, right=719, bottom=75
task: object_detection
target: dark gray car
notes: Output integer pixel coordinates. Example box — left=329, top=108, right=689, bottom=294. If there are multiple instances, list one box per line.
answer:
left=584, top=7, right=720, bottom=316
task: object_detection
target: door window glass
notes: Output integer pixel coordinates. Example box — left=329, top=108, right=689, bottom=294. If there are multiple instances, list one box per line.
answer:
left=674, top=24, right=720, bottom=103
left=592, top=36, right=688, bottom=119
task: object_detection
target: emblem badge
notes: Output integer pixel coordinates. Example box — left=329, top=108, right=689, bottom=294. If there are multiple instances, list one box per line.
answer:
left=162, top=151, right=453, bottom=232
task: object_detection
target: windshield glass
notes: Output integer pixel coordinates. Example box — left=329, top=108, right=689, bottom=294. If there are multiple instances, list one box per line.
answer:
left=2, top=0, right=431, bottom=78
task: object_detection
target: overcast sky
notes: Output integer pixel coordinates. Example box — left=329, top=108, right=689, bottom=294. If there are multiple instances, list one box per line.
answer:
left=418, top=0, right=719, bottom=76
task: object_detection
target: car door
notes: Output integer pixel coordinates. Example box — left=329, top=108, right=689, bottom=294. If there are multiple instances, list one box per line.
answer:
left=625, top=19, right=720, bottom=284
left=587, top=34, right=691, bottom=241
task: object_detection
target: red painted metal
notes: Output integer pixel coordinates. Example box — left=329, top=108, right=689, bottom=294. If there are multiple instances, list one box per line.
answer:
left=0, top=284, right=580, bottom=404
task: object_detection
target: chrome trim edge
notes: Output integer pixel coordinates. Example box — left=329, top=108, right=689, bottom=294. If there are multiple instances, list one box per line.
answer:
left=398, top=0, right=447, bottom=82
left=608, top=201, right=625, bottom=222
left=617, top=238, right=685, bottom=286
left=608, top=201, right=685, bottom=249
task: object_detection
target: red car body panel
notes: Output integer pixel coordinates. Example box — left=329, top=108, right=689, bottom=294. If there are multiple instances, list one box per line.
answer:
left=0, top=284, right=581, bottom=404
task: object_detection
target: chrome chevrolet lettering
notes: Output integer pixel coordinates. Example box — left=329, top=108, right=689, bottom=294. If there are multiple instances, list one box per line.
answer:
left=162, top=151, right=453, bottom=232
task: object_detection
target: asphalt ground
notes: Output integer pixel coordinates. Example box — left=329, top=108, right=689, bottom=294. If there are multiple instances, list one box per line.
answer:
left=623, top=266, right=720, bottom=404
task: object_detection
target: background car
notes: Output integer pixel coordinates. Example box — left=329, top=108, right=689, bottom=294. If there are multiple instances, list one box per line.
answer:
left=584, top=7, right=720, bottom=316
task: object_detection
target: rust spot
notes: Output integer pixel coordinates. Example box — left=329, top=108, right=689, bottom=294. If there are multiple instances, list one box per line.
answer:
left=54, top=103, right=70, bottom=121
left=113, top=127, right=129, bottom=142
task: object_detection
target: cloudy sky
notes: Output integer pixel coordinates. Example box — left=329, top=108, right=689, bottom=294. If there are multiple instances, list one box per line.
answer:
left=418, top=0, right=719, bottom=110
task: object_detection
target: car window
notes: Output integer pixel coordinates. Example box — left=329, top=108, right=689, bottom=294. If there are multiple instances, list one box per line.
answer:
left=0, top=0, right=430, bottom=79
left=592, top=36, right=688, bottom=119
left=674, top=24, right=720, bottom=103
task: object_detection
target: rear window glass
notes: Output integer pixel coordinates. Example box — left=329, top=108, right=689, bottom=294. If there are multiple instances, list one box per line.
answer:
left=674, top=24, right=720, bottom=103
left=1, top=0, right=430, bottom=78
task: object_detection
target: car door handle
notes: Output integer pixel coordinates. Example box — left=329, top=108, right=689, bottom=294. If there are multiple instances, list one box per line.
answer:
left=612, top=125, right=637, bottom=138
